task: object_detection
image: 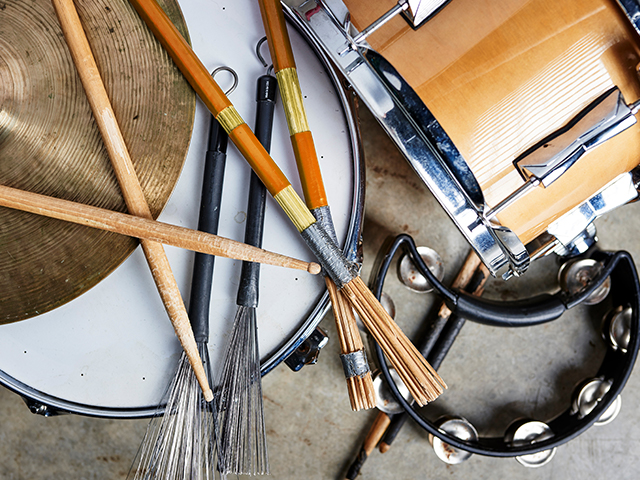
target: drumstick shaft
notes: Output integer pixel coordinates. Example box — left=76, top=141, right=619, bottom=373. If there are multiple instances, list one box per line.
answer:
left=53, top=0, right=215, bottom=400
left=128, top=0, right=446, bottom=407
left=0, top=184, right=319, bottom=273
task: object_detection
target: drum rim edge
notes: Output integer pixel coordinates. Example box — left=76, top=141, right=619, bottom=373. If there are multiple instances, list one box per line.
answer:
left=0, top=9, right=365, bottom=418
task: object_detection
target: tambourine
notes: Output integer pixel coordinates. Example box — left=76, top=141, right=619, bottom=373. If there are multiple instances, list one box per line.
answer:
left=285, top=0, right=640, bottom=279
left=370, top=234, right=640, bottom=459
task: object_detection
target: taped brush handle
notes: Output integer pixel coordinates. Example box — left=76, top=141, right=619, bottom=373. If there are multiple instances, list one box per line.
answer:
left=128, top=0, right=446, bottom=406
left=189, top=116, right=228, bottom=343
left=237, top=74, right=277, bottom=309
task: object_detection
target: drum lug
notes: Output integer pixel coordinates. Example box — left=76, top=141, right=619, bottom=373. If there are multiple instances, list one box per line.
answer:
left=284, top=327, right=329, bottom=372
left=20, top=397, right=66, bottom=417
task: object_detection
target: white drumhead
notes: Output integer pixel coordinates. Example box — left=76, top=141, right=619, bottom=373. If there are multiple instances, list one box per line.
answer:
left=0, top=0, right=361, bottom=416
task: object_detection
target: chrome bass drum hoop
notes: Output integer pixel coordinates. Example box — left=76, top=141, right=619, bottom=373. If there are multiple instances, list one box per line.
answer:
left=0, top=8, right=364, bottom=419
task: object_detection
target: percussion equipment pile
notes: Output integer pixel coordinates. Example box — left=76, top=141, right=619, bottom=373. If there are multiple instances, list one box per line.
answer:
left=257, top=0, right=376, bottom=412
left=5, top=0, right=640, bottom=477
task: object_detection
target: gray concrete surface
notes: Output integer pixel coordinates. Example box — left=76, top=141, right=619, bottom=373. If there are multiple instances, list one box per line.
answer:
left=1, top=107, right=640, bottom=480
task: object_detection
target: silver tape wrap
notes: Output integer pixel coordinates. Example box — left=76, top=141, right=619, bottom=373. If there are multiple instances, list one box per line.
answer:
left=340, top=349, right=370, bottom=378
left=300, top=222, right=357, bottom=288
left=311, top=205, right=339, bottom=246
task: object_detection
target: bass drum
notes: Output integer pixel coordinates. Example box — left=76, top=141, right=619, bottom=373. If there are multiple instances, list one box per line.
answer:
left=0, top=0, right=363, bottom=418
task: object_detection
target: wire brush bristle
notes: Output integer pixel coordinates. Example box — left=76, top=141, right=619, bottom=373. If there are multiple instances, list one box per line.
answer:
left=217, top=306, right=269, bottom=475
left=128, top=345, right=222, bottom=480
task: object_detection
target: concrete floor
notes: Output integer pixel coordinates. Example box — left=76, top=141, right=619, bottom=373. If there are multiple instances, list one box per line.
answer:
left=1, top=105, right=640, bottom=479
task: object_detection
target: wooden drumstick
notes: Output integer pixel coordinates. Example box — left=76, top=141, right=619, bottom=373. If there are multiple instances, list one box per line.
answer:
left=258, top=0, right=375, bottom=411
left=0, top=184, right=321, bottom=273
left=53, top=0, right=197, bottom=402
left=344, top=410, right=391, bottom=480
left=128, top=0, right=446, bottom=406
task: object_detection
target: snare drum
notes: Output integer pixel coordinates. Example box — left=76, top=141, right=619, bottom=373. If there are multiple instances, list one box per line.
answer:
left=0, top=0, right=363, bottom=417
left=287, top=0, right=640, bottom=277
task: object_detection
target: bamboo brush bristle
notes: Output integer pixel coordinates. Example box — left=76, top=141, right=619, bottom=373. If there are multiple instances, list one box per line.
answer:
left=326, top=278, right=376, bottom=411
left=341, top=276, right=447, bottom=406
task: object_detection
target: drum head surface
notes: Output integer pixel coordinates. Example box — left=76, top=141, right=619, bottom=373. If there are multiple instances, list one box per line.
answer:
left=0, top=0, right=194, bottom=322
left=0, top=0, right=361, bottom=416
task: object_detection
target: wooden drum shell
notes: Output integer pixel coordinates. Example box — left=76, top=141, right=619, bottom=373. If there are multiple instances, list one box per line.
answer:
left=346, top=0, right=640, bottom=243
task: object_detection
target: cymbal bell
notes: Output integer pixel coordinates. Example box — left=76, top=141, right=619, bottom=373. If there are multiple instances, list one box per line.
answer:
left=0, top=0, right=195, bottom=323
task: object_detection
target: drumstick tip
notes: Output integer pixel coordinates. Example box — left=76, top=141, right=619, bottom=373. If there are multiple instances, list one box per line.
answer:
left=308, top=262, right=322, bottom=275
left=203, top=388, right=214, bottom=402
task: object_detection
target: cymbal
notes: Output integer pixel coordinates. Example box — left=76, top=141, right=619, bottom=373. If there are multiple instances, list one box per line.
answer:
left=0, top=0, right=195, bottom=323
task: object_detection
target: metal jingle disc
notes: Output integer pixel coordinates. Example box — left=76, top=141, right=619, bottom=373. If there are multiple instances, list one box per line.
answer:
left=0, top=0, right=195, bottom=322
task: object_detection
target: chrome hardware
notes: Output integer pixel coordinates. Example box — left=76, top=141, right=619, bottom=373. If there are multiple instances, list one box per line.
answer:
left=428, top=416, right=478, bottom=464
left=22, top=398, right=65, bottom=417
left=339, top=0, right=449, bottom=52
left=558, top=258, right=611, bottom=306
left=553, top=223, right=599, bottom=258
left=345, top=1, right=409, bottom=50
left=284, top=327, right=329, bottom=372
left=616, top=0, right=640, bottom=37
left=404, top=0, right=450, bottom=27
left=603, top=305, right=632, bottom=353
left=486, top=88, right=639, bottom=220
left=571, top=378, right=621, bottom=425
left=505, top=420, right=556, bottom=468
left=372, top=368, right=411, bottom=414
left=548, top=172, right=638, bottom=254
left=516, top=88, right=639, bottom=186
left=283, top=0, right=529, bottom=279
left=397, top=246, right=444, bottom=293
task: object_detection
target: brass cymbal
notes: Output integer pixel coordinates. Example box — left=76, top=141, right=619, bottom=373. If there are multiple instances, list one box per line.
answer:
left=0, top=0, right=195, bottom=323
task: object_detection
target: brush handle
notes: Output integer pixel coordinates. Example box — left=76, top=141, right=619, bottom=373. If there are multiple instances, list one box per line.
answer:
left=258, top=0, right=327, bottom=211
left=237, top=74, right=277, bottom=308
left=189, top=117, right=228, bottom=343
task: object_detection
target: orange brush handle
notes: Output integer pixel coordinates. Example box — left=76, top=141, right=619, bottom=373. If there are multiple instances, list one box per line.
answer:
left=258, top=0, right=296, bottom=72
left=128, top=0, right=290, bottom=197
left=229, top=124, right=291, bottom=195
left=258, top=0, right=329, bottom=210
left=291, top=131, right=327, bottom=210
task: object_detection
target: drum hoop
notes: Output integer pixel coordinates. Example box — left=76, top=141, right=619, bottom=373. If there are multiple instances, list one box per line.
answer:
left=0, top=7, right=364, bottom=419
left=617, top=0, right=640, bottom=36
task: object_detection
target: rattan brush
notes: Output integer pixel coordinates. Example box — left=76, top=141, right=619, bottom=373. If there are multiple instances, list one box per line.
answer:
left=128, top=0, right=446, bottom=406
left=257, top=0, right=375, bottom=411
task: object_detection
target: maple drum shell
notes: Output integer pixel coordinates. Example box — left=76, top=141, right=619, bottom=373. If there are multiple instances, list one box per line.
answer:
left=345, top=0, right=640, bottom=244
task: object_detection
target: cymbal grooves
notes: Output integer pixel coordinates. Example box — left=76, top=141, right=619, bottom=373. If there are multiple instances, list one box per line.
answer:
left=0, top=0, right=195, bottom=322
